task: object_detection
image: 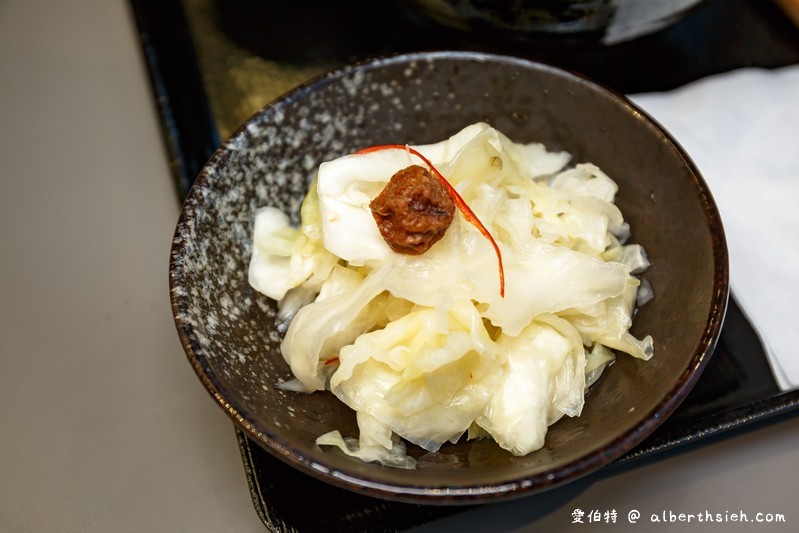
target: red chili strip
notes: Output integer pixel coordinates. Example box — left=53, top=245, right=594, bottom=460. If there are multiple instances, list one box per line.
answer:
left=355, top=144, right=505, bottom=298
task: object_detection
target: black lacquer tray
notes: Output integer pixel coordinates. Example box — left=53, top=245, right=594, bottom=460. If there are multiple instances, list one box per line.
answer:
left=133, top=0, right=799, bottom=530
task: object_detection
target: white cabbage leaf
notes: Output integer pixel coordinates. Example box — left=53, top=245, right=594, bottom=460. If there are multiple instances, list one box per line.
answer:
left=330, top=300, right=503, bottom=452
left=567, top=277, right=654, bottom=361
left=316, top=424, right=417, bottom=470
left=248, top=183, right=338, bottom=301
left=585, top=343, right=617, bottom=388
left=475, top=315, right=587, bottom=455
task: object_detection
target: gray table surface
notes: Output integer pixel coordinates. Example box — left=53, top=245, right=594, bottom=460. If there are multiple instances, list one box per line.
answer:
left=1, top=1, right=797, bottom=531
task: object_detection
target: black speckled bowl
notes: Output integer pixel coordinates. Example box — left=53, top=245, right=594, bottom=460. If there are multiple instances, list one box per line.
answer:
left=169, top=51, right=728, bottom=504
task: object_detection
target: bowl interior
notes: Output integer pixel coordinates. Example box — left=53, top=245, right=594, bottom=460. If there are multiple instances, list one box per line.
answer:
left=170, top=52, right=727, bottom=503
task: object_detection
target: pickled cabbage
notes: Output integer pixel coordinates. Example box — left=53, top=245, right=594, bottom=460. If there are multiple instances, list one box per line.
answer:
left=248, top=123, right=653, bottom=467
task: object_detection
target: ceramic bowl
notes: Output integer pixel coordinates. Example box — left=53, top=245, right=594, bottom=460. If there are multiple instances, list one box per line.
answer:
left=404, top=0, right=707, bottom=45
left=169, top=51, right=728, bottom=504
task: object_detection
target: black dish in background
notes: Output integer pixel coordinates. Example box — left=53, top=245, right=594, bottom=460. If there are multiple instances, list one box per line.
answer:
left=130, top=0, right=799, bottom=200
left=132, top=0, right=799, bottom=530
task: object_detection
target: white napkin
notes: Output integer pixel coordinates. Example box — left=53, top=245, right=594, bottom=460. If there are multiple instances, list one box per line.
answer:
left=629, top=66, right=799, bottom=391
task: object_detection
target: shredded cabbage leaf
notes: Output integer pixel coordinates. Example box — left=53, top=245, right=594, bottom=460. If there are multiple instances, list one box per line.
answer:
left=248, top=123, right=653, bottom=467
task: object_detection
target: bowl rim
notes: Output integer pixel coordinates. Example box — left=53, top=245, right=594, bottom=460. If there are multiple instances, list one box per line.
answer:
left=169, top=50, right=729, bottom=504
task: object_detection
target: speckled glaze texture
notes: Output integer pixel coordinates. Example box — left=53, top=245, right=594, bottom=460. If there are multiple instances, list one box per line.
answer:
left=169, top=51, right=729, bottom=504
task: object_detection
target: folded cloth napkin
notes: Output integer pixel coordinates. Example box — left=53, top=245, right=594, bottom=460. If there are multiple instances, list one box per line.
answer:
left=629, top=65, right=799, bottom=391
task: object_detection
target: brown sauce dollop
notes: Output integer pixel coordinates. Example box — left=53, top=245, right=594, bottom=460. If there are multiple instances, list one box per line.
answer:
left=369, top=165, right=455, bottom=255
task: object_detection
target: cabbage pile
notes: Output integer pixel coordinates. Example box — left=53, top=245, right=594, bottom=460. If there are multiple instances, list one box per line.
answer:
left=248, top=123, right=653, bottom=467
